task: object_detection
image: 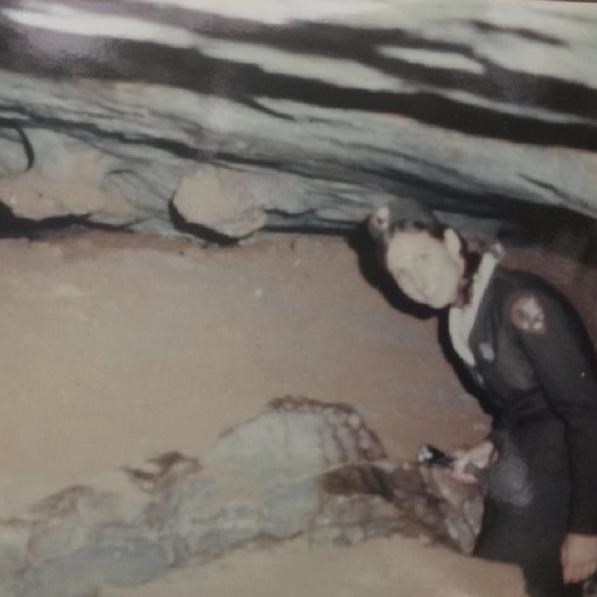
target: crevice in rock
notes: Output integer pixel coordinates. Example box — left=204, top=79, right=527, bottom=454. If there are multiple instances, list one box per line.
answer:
left=0, top=206, right=138, bottom=241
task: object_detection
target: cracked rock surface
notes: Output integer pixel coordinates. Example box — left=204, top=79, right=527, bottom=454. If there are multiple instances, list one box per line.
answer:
left=1, top=397, right=482, bottom=597
left=1, top=2, right=596, bottom=240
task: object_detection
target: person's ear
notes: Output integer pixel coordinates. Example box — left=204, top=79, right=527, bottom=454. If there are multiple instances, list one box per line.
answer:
left=443, top=228, right=462, bottom=260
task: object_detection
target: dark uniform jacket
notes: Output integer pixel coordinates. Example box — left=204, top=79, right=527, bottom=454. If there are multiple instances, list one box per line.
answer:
left=465, top=266, right=597, bottom=535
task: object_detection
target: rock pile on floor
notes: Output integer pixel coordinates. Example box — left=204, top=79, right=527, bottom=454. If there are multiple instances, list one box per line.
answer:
left=0, top=397, right=483, bottom=597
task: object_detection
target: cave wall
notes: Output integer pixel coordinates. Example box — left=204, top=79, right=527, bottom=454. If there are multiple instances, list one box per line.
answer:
left=0, top=1, right=596, bottom=241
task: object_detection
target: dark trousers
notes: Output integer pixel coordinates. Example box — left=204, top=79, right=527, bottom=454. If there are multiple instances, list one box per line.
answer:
left=475, top=499, right=582, bottom=597
left=473, top=421, right=583, bottom=597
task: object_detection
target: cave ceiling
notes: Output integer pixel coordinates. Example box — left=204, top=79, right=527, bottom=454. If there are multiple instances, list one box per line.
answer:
left=0, top=0, right=596, bottom=243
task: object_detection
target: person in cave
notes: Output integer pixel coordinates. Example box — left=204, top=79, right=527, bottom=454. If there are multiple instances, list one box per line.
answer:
left=367, top=199, right=597, bottom=597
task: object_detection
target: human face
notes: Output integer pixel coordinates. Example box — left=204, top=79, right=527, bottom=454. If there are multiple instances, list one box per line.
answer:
left=384, top=229, right=465, bottom=309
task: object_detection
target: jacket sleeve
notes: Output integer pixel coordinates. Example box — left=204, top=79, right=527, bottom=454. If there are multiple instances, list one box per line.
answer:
left=506, top=287, right=597, bottom=534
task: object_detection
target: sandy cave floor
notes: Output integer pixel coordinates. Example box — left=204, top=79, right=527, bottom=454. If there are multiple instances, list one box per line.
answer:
left=3, top=230, right=590, bottom=596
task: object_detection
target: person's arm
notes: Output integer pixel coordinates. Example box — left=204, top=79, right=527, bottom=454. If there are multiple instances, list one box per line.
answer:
left=508, top=288, right=597, bottom=533
left=507, top=287, right=597, bottom=582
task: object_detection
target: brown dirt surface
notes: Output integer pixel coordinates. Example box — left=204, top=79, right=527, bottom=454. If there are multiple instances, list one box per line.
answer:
left=5, top=231, right=583, bottom=596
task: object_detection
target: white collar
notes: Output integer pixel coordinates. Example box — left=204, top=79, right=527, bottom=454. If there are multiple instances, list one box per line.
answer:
left=448, top=248, right=501, bottom=366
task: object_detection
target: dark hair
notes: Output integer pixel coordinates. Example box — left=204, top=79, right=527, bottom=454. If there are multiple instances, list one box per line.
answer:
left=368, top=208, right=482, bottom=307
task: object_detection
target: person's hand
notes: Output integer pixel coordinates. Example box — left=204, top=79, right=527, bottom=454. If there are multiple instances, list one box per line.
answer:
left=450, top=440, right=496, bottom=484
left=561, top=533, right=597, bottom=584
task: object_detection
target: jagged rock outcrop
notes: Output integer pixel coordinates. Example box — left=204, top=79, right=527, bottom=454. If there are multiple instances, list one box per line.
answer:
left=0, top=397, right=482, bottom=597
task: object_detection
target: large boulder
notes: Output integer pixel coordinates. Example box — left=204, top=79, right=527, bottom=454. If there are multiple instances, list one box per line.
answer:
left=2, top=397, right=481, bottom=597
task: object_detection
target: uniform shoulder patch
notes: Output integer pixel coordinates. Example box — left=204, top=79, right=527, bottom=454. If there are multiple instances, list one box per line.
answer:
left=510, top=293, right=546, bottom=335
